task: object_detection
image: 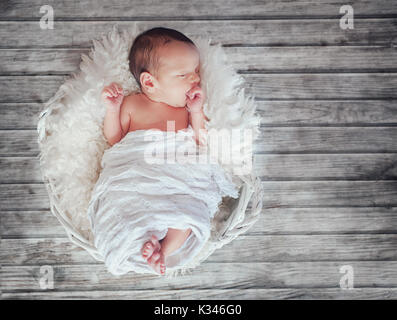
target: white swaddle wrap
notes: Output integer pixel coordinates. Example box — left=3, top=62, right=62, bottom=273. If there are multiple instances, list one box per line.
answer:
left=87, top=124, right=239, bottom=275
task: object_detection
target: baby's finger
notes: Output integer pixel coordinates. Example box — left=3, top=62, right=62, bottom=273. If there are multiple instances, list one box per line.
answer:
left=113, top=83, right=122, bottom=92
left=103, top=90, right=112, bottom=98
left=109, top=92, right=118, bottom=99
left=189, top=86, right=202, bottom=97
left=191, top=91, right=202, bottom=100
left=187, top=89, right=198, bottom=99
left=109, top=88, right=117, bottom=97
left=115, top=84, right=123, bottom=93
left=102, top=87, right=110, bottom=94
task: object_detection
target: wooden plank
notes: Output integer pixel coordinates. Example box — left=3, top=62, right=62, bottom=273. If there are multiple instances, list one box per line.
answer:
left=0, top=20, right=395, bottom=48
left=0, top=76, right=62, bottom=103
left=2, top=46, right=397, bottom=74
left=0, top=183, right=50, bottom=209
left=1, top=0, right=397, bottom=18
left=2, top=100, right=397, bottom=130
left=258, top=181, right=397, bottom=208
left=2, top=153, right=397, bottom=183
left=4, top=207, right=397, bottom=238
left=0, top=49, right=87, bottom=74
left=2, top=261, right=397, bottom=291
left=2, top=288, right=397, bottom=300
left=227, top=46, right=397, bottom=72
left=1, top=181, right=397, bottom=210
left=1, top=210, right=66, bottom=237
left=254, top=154, right=397, bottom=180
left=255, top=100, right=397, bottom=126
left=0, top=130, right=39, bottom=156
left=246, top=208, right=397, bottom=235
left=254, top=127, right=397, bottom=153
left=1, top=73, right=396, bottom=103
left=2, top=235, right=397, bottom=265
left=243, top=73, right=397, bottom=100
left=0, top=103, right=43, bottom=129
left=0, top=157, right=42, bottom=182
left=3, top=127, right=397, bottom=156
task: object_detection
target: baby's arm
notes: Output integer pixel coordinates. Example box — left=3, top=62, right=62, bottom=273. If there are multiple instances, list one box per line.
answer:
left=104, top=107, right=122, bottom=146
left=186, top=85, right=208, bottom=146
left=102, top=83, right=125, bottom=146
left=189, top=109, right=208, bottom=146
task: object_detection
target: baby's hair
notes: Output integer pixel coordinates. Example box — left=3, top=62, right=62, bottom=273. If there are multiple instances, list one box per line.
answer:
left=129, top=27, right=196, bottom=90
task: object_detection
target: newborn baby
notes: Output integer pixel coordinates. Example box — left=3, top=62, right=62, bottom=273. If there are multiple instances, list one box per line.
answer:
left=100, top=27, right=210, bottom=275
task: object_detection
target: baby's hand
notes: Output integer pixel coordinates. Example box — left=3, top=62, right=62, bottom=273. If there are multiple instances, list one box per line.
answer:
left=186, top=85, right=205, bottom=113
left=101, top=82, right=124, bottom=111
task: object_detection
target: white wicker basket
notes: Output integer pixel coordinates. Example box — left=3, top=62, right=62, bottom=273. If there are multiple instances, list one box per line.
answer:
left=36, top=25, right=264, bottom=275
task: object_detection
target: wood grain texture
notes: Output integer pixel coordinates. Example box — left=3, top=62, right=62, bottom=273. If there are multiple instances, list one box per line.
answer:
left=0, top=180, right=397, bottom=210
left=2, top=46, right=397, bottom=74
left=2, top=262, right=397, bottom=292
left=1, top=153, right=397, bottom=183
left=1, top=180, right=397, bottom=210
left=2, top=288, right=397, bottom=300
left=2, top=100, right=397, bottom=130
left=0, top=20, right=396, bottom=48
left=1, top=1, right=397, bottom=300
left=1, top=74, right=396, bottom=104
left=1, top=0, right=397, bottom=18
left=2, top=127, right=397, bottom=156
left=2, top=208, right=397, bottom=238
left=2, top=235, right=397, bottom=265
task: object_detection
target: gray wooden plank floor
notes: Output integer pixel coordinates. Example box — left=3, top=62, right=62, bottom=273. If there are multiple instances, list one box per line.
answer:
left=1, top=0, right=397, bottom=300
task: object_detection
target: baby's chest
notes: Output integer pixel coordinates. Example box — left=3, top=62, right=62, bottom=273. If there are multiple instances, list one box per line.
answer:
left=130, top=106, right=189, bottom=132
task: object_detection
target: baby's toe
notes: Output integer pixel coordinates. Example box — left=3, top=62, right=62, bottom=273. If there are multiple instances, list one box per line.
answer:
left=150, top=235, right=162, bottom=251
left=141, top=242, right=153, bottom=258
left=160, top=263, right=166, bottom=275
left=159, top=255, right=166, bottom=275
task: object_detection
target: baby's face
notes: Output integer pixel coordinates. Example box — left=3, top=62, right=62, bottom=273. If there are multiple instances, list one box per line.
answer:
left=152, top=41, right=201, bottom=108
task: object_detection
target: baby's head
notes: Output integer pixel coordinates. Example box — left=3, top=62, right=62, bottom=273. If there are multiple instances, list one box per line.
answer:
left=129, top=27, right=201, bottom=108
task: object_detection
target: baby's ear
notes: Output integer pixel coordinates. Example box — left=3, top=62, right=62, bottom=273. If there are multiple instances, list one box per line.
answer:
left=140, top=72, right=155, bottom=91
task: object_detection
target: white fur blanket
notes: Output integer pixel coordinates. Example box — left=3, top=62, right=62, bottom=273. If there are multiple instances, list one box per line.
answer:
left=87, top=125, right=239, bottom=275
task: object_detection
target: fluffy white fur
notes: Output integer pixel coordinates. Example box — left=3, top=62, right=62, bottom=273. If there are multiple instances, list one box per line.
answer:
left=37, top=24, right=262, bottom=272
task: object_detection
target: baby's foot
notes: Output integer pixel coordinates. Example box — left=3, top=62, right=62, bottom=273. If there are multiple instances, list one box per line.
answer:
left=141, top=235, right=161, bottom=260
left=147, top=250, right=166, bottom=276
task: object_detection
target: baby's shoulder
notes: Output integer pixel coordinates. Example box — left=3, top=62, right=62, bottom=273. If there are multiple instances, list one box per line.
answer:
left=120, top=92, right=143, bottom=117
